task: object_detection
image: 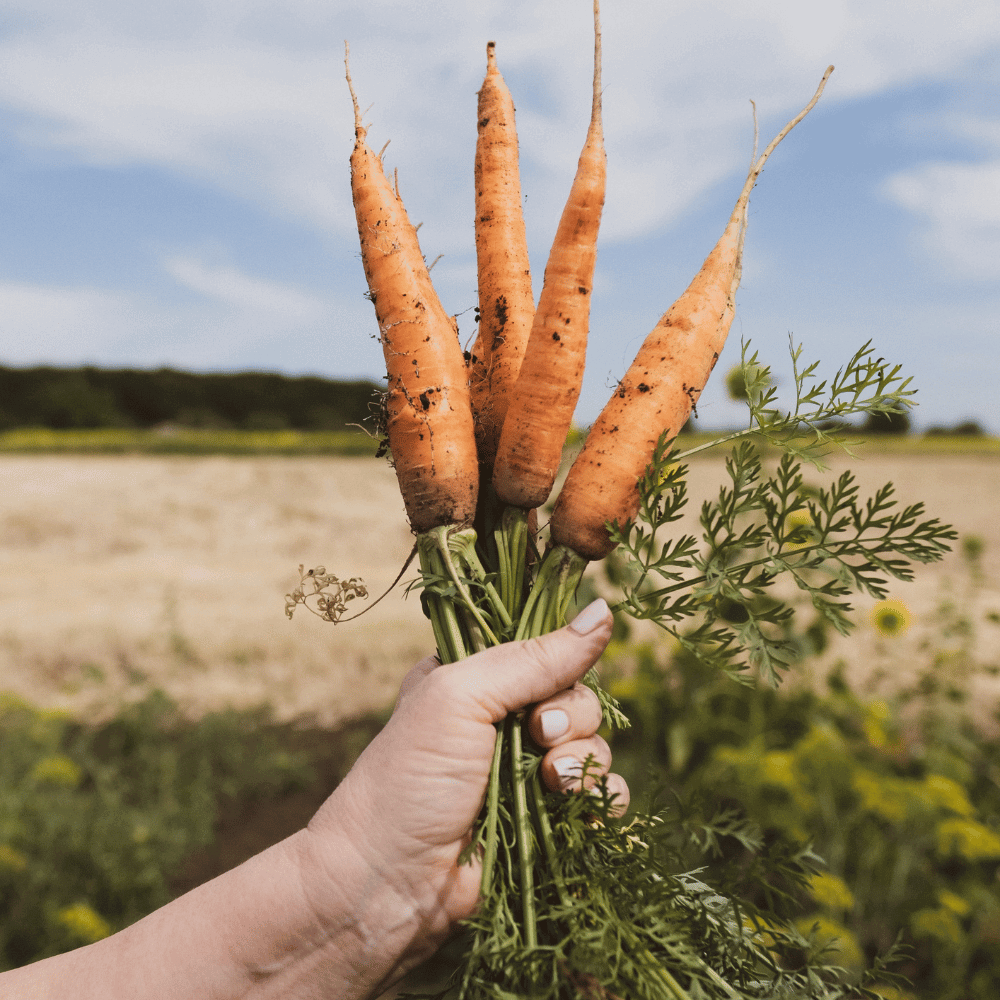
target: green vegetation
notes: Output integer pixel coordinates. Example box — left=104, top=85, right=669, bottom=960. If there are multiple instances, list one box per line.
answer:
left=0, top=427, right=376, bottom=455
left=601, top=536, right=1000, bottom=999
left=0, top=365, right=381, bottom=433
left=0, top=691, right=314, bottom=970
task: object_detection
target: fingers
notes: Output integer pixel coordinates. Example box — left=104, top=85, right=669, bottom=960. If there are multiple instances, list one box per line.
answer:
left=539, top=736, right=631, bottom=817
left=542, top=735, right=611, bottom=791
left=596, top=774, right=631, bottom=816
left=527, top=683, right=603, bottom=747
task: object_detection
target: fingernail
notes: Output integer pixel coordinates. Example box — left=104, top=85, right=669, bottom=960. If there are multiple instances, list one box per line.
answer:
left=553, top=757, right=581, bottom=790
left=568, top=598, right=610, bottom=636
left=540, top=709, right=569, bottom=741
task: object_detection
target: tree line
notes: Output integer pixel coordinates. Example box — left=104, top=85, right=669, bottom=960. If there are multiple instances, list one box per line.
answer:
left=0, top=365, right=383, bottom=432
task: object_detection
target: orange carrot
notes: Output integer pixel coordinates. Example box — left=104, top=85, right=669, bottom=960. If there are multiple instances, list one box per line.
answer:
left=468, top=41, right=535, bottom=475
left=347, top=47, right=478, bottom=533
left=491, top=0, right=605, bottom=510
left=550, top=67, right=834, bottom=561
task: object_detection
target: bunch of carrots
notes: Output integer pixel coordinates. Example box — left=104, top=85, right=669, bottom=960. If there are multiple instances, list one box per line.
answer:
left=343, top=2, right=833, bottom=994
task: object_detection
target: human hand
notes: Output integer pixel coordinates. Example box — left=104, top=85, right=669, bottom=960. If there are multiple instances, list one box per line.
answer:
left=299, top=598, right=627, bottom=994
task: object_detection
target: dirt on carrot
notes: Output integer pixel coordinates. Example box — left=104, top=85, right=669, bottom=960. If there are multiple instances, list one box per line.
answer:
left=550, top=67, right=834, bottom=561
left=347, top=46, right=479, bottom=533
left=467, top=41, right=535, bottom=478
left=491, top=0, right=606, bottom=512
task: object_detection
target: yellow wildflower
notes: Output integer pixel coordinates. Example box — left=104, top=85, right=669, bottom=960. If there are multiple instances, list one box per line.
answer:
left=55, top=903, right=111, bottom=943
left=911, top=906, right=963, bottom=945
left=796, top=915, right=863, bottom=967
left=852, top=767, right=910, bottom=823
left=30, top=754, right=83, bottom=788
left=936, top=817, right=1000, bottom=860
left=871, top=599, right=911, bottom=638
left=759, top=750, right=797, bottom=790
left=922, top=775, right=974, bottom=817
left=783, top=508, right=816, bottom=549
left=0, top=844, right=28, bottom=873
left=862, top=700, right=892, bottom=749
left=807, top=872, right=854, bottom=912
left=938, top=889, right=971, bottom=917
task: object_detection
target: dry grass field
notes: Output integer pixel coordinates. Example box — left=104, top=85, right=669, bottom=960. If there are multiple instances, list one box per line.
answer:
left=2, top=447, right=998, bottom=727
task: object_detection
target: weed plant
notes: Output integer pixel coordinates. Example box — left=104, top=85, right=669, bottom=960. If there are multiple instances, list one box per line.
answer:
left=0, top=690, right=313, bottom=970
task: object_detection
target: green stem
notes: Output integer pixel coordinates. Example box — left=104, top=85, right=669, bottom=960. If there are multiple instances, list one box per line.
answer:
left=516, top=544, right=588, bottom=640
left=452, top=531, right=513, bottom=631
left=429, top=526, right=501, bottom=645
left=494, top=506, right=530, bottom=618
left=530, top=769, right=570, bottom=910
left=510, top=713, right=536, bottom=948
left=480, top=721, right=505, bottom=896
left=416, top=534, right=471, bottom=664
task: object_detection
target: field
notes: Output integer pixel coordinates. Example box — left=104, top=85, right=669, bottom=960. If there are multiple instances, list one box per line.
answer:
left=2, top=441, right=999, bottom=728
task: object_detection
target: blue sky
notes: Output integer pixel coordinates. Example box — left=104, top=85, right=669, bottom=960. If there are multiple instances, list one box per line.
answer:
left=0, top=0, right=997, bottom=431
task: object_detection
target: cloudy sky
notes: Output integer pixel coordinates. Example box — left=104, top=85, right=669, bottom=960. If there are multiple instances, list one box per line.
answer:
left=1, top=0, right=997, bottom=431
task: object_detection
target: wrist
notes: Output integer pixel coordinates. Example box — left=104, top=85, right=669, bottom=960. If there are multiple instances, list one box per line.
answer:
left=293, top=779, right=448, bottom=997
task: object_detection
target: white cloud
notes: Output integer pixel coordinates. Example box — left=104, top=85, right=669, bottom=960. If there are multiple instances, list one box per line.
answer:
left=0, top=282, right=134, bottom=360
left=163, top=255, right=326, bottom=319
left=2, top=0, right=999, bottom=248
left=0, top=271, right=382, bottom=377
left=883, top=158, right=1000, bottom=281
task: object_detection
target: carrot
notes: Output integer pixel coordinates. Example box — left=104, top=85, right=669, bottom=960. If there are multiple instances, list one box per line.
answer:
left=346, top=46, right=478, bottom=534
left=550, top=67, right=834, bottom=561
left=467, top=41, right=535, bottom=476
left=491, top=0, right=605, bottom=511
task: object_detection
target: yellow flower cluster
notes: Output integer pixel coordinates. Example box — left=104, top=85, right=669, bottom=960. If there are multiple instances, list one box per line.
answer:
left=55, top=903, right=112, bottom=943
left=807, top=871, right=855, bottom=912
left=30, top=754, right=83, bottom=788
left=936, top=817, right=1000, bottom=860
left=0, top=844, right=28, bottom=873
left=794, top=915, right=863, bottom=968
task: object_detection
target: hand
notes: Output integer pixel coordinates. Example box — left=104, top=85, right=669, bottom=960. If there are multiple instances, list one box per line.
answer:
left=301, top=598, right=628, bottom=993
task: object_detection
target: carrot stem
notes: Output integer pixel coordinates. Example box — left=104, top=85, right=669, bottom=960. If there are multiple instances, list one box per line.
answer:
left=480, top=721, right=505, bottom=897
left=416, top=535, right=471, bottom=663
left=516, top=544, right=588, bottom=640
left=530, top=767, right=570, bottom=910
left=510, top=713, right=537, bottom=948
left=451, top=532, right=513, bottom=632
left=494, top=505, right=530, bottom=617
left=423, top=526, right=501, bottom=646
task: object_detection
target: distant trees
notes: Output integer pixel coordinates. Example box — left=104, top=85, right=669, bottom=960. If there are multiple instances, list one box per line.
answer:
left=0, top=366, right=382, bottom=432
left=861, top=408, right=911, bottom=435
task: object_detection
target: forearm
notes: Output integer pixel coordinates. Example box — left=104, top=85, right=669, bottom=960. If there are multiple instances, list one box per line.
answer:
left=0, top=825, right=417, bottom=1000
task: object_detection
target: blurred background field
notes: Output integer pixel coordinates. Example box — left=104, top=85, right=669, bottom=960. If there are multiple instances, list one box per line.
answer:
left=2, top=437, right=997, bottom=724
left=3, top=434, right=1000, bottom=994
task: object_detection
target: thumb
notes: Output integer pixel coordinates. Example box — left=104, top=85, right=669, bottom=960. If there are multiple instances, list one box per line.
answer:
left=445, top=599, right=613, bottom=723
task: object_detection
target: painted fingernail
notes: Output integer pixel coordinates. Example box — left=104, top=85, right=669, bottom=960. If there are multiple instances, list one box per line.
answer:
left=540, top=709, right=570, bottom=741
left=568, top=598, right=610, bottom=636
left=553, top=757, right=581, bottom=790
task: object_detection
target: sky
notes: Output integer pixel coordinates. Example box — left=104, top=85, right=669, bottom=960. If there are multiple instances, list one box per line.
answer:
left=0, top=0, right=997, bottom=432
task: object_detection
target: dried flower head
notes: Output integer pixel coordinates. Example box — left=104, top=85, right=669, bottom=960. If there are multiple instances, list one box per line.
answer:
left=284, top=565, right=368, bottom=623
